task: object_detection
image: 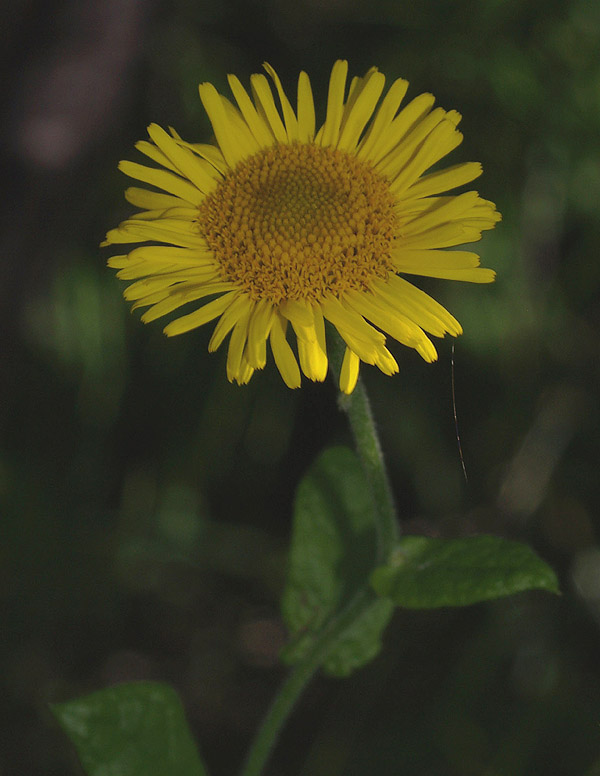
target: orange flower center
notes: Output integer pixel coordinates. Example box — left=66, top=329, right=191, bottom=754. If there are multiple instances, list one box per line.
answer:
left=197, top=143, right=397, bottom=303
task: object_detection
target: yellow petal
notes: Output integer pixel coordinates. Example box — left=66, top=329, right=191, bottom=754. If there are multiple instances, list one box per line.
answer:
left=123, top=269, right=215, bottom=301
left=389, top=119, right=463, bottom=195
left=120, top=256, right=218, bottom=281
left=263, top=63, right=299, bottom=141
left=374, top=347, right=400, bottom=374
left=357, top=77, right=409, bottom=162
left=336, top=325, right=397, bottom=371
left=369, top=93, right=435, bottom=166
left=147, top=124, right=218, bottom=193
left=174, top=135, right=228, bottom=174
left=124, top=187, right=191, bottom=210
left=339, top=348, right=360, bottom=394
left=163, top=291, right=238, bottom=336
left=390, top=248, right=481, bottom=271
left=270, top=315, right=301, bottom=388
left=406, top=162, right=482, bottom=199
left=246, top=298, right=276, bottom=369
left=372, top=277, right=462, bottom=336
left=415, top=267, right=496, bottom=283
left=227, top=74, right=275, bottom=147
left=281, top=300, right=327, bottom=381
left=208, top=293, right=253, bottom=352
left=250, top=74, right=288, bottom=143
left=377, top=107, right=447, bottom=180
left=140, top=283, right=234, bottom=322
left=400, top=191, right=484, bottom=237
left=344, top=289, right=439, bottom=350
left=220, top=96, right=262, bottom=155
left=198, top=82, right=250, bottom=168
left=319, top=60, right=348, bottom=148
left=118, top=161, right=204, bottom=204
left=126, top=245, right=214, bottom=264
left=338, top=67, right=377, bottom=135
left=399, top=223, right=485, bottom=250
left=297, top=71, right=315, bottom=142
left=226, top=308, right=252, bottom=383
left=107, top=254, right=129, bottom=269
left=106, top=218, right=208, bottom=249
left=279, top=298, right=314, bottom=328
left=235, top=355, right=255, bottom=385
left=417, top=337, right=440, bottom=361
left=320, top=294, right=385, bottom=349
left=337, top=71, right=386, bottom=152
left=135, top=140, right=179, bottom=173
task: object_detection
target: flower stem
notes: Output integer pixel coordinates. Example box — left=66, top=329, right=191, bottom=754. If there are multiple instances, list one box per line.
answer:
left=240, top=335, right=400, bottom=776
left=239, top=652, right=318, bottom=776
left=240, top=587, right=373, bottom=776
left=329, top=334, right=401, bottom=560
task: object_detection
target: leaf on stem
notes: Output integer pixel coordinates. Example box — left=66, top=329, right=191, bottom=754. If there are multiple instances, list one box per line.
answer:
left=281, top=446, right=393, bottom=677
left=371, top=535, right=560, bottom=609
left=51, top=681, right=209, bottom=776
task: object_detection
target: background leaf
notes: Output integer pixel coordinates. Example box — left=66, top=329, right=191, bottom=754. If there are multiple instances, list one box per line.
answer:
left=281, top=446, right=393, bottom=676
left=52, top=681, right=209, bottom=776
left=371, top=535, right=560, bottom=609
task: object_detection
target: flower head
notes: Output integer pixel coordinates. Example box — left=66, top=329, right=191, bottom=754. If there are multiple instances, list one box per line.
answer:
left=104, top=61, right=500, bottom=393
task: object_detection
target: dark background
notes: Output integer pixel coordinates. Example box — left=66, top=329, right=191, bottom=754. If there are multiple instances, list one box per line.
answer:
left=2, top=0, right=600, bottom=774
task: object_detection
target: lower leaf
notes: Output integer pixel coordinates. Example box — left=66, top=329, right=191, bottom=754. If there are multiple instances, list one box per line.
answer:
left=51, top=681, right=209, bottom=776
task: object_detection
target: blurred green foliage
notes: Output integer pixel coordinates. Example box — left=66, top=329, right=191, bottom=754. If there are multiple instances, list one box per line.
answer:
left=52, top=682, right=209, bottom=776
left=3, top=0, right=600, bottom=774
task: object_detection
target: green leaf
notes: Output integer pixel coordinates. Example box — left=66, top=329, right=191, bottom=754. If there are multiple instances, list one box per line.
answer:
left=51, top=681, right=209, bottom=776
left=371, top=535, right=560, bottom=609
left=281, top=446, right=393, bottom=677
left=321, top=597, right=394, bottom=677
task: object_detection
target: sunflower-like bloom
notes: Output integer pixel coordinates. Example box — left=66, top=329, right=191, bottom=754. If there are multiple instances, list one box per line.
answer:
left=104, top=61, right=500, bottom=393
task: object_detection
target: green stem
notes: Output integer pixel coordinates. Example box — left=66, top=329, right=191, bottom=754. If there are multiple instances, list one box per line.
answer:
left=240, top=652, right=319, bottom=776
left=240, top=334, right=400, bottom=776
left=329, top=333, right=401, bottom=560
left=240, top=587, right=373, bottom=776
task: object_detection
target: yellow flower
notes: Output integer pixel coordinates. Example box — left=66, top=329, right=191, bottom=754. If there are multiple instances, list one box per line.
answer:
left=104, top=61, right=500, bottom=393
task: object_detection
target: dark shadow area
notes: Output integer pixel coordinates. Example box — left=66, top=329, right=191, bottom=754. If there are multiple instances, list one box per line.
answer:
left=2, top=0, right=600, bottom=774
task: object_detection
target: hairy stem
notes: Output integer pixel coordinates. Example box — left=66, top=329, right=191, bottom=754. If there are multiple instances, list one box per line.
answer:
left=329, top=334, right=401, bottom=559
left=240, top=336, right=399, bottom=776
left=240, top=587, right=373, bottom=776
